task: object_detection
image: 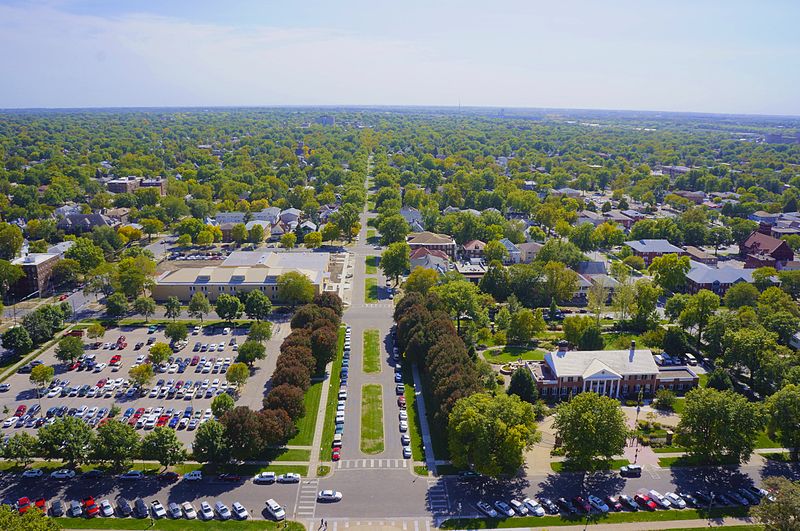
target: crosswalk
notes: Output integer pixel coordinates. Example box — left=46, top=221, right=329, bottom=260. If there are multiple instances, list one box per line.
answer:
left=336, top=458, right=409, bottom=470
left=362, top=303, right=394, bottom=308
left=427, top=478, right=449, bottom=513
left=294, top=478, right=319, bottom=519
left=304, top=517, right=433, bottom=531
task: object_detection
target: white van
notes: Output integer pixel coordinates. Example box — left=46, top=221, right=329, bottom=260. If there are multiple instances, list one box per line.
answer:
left=683, top=353, right=698, bottom=366
left=266, top=499, right=285, bottom=521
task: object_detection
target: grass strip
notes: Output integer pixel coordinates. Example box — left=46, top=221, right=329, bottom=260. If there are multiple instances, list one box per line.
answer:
left=319, top=326, right=346, bottom=456
left=440, top=506, right=751, bottom=529
left=365, top=277, right=378, bottom=303
left=54, top=517, right=305, bottom=530
left=481, top=347, right=546, bottom=364
left=173, top=463, right=307, bottom=476
left=287, top=379, right=322, bottom=447
left=659, top=454, right=740, bottom=468
left=365, top=256, right=379, bottom=274
left=403, top=379, right=425, bottom=461
left=363, top=329, right=381, bottom=373
left=551, top=458, right=629, bottom=472
left=420, top=369, right=450, bottom=461
left=360, top=384, right=385, bottom=454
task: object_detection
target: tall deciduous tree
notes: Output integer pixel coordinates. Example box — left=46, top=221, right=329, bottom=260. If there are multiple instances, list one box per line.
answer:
left=448, top=393, right=539, bottom=476
left=648, top=254, right=691, bottom=293
left=92, top=419, right=140, bottom=470
left=381, top=242, right=411, bottom=285
left=767, top=384, right=800, bottom=460
left=277, top=271, right=315, bottom=306
left=132, top=296, right=156, bottom=322
left=164, top=296, right=182, bottom=320
left=187, top=292, right=211, bottom=322
left=193, top=420, right=231, bottom=463
left=54, top=335, right=83, bottom=364
left=38, top=416, right=95, bottom=466
left=507, top=367, right=538, bottom=403
left=752, top=477, right=800, bottom=530
left=404, top=267, right=440, bottom=295
left=245, top=289, right=273, bottom=321
left=553, top=392, right=628, bottom=470
left=164, top=322, right=187, bottom=343
left=679, top=289, right=721, bottom=348
left=432, top=279, right=485, bottom=333
left=215, top=293, right=243, bottom=323
left=140, top=427, right=187, bottom=468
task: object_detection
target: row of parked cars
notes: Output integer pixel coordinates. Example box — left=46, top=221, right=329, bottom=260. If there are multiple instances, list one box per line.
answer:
left=476, top=486, right=772, bottom=518
left=331, top=325, right=352, bottom=461
left=390, top=325, right=412, bottom=459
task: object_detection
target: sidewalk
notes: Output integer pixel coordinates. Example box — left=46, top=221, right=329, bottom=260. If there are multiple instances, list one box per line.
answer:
left=471, top=516, right=759, bottom=531
left=412, top=362, right=437, bottom=474
left=308, top=355, right=335, bottom=478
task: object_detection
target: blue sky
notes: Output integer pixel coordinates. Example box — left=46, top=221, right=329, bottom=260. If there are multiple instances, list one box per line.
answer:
left=1, top=0, right=798, bottom=115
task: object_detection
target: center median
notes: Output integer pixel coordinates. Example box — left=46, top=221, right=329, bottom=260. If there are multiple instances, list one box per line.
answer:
left=360, top=383, right=385, bottom=454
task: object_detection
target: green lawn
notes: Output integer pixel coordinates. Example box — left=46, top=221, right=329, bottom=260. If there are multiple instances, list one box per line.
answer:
left=54, top=517, right=305, bottom=530
left=482, top=346, right=546, bottom=364
left=365, top=255, right=379, bottom=274
left=319, top=326, right=346, bottom=456
left=265, top=448, right=311, bottom=462
left=658, top=455, right=739, bottom=468
left=420, top=370, right=450, bottom=460
left=0, top=461, right=161, bottom=475
left=404, top=381, right=425, bottom=461
left=287, top=379, right=323, bottom=446
left=173, top=463, right=307, bottom=476
left=756, top=430, right=780, bottom=448
left=365, top=277, right=379, bottom=303
left=550, top=458, right=630, bottom=473
left=603, top=332, right=643, bottom=350
left=440, top=506, right=750, bottom=529
left=317, top=465, right=331, bottom=477
left=360, top=384, right=385, bottom=454
left=363, top=329, right=381, bottom=373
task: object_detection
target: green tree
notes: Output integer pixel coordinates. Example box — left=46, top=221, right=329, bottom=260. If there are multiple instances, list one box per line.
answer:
left=280, top=232, right=297, bottom=249
left=164, top=296, right=182, bottom=320
left=569, top=223, right=596, bottom=252
left=236, top=340, right=266, bottom=366
left=51, top=258, right=80, bottom=288
left=679, top=289, right=720, bottom=348
left=432, top=279, right=485, bottom=333
left=404, top=267, right=439, bottom=295
left=30, top=364, right=54, bottom=395
left=507, top=367, right=538, bottom=403
left=86, top=323, right=105, bottom=339
left=211, top=392, right=236, bottom=418
left=304, top=231, right=322, bottom=249
left=277, top=271, right=315, bottom=306
left=479, top=261, right=511, bottom=301
left=648, top=254, right=691, bottom=293
left=140, top=427, right=187, bottom=469
left=164, top=322, right=188, bottom=343
left=753, top=267, right=778, bottom=291
left=92, top=419, right=140, bottom=470
left=508, top=308, right=545, bottom=344
left=177, top=233, right=192, bottom=246
left=381, top=242, right=411, bottom=285
left=230, top=223, right=247, bottom=246
left=116, top=256, right=156, bottom=298
left=1, top=326, right=33, bottom=356
left=247, top=321, right=272, bottom=343
left=54, top=335, right=84, bottom=364
left=139, top=218, right=164, bottom=241
left=333, top=203, right=361, bottom=242
left=495, top=306, right=511, bottom=330
left=0, top=260, right=24, bottom=297
left=226, top=362, right=250, bottom=390
left=378, top=214, right=410, bottom=245
left=187, top=292, right=211, bottom=322
left=664, top=293, right=691, bottom=322
left=148, top=342, right=171, bottom=366
left=707, top=226, right=733, bottom=255
left=105, top=292, right=129, bottom=317
left=0, top=223, right=24, bottom=260
left=752, top=477, right=800, bottom=530
left=706, top=368, right=734, bottom=391
left=578, top=323, right=604, bottom=350
left=245, top=289, right=273, bottom=321
left=215, top=293, right=243, bottom=323
left=767, top=384, right=800, bottom=460
left=195, top=230, right=214, bottom=246
left=38, top=416, right=95, bottom=466
left=630, top=279, right=661, bottom=332
left=680, top=387, right=766, bottom=464
left=128, top=363, right=154, bottom=389
left=723, top=282, right=759, bottom=309
left=2, top=432, right=37, bottom=466
left=0, top=501, right=62, bottom=529
left=193, top=419, right=231, bottom=463
left=553, top=392, right=629, bottom=470
left=448, top=393, right=539, bottom=476
left=65, top=237, right=105, bottom=272
left=132, top=296, right=156, bottom=322
left=320, top=222, right=341, bottom=242
left=484, top=240, right=509, bottom=263
left=248, top=224, right=265, bottom=244
left=542, top=261, right=579, bottom=304
left=654, top=389, right=676, bottom=411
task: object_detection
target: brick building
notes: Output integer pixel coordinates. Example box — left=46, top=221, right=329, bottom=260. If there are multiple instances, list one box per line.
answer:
left=11, top=253, right=61, bottom=298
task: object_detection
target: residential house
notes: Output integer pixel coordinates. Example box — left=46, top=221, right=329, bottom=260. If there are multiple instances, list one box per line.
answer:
left=399, top=206, right=423, bottom=226
left=460, top=240, right=486, bottom=259
left=624, top=239, right=685, bottom=266
left=576, top=210, right=604, bottom=227
left=517, top=242, right=543, bottom=263
left=107, top=176, right=141, bottom=194
left=279, top=208, right=302, bottom=224
left=683, top=246, right=717, bottom=265
left=673, top=190, right=705, bottom=204
left=455, top=260, right=486, bottom=283
left=409, top=248, right=450, bottom=274
left=739, top=231, right=794, bottom=269
left=749, top=210, right=781, bottom=227
left=604, top=210, right=634, bottom=230
left=54, top=204, right=81, bottom=218
left=105, top=207, right=130, bottom=224
left=47, top=241, right=74, bottom=257
left=407, top=232, right=456, bottom=258
left=498, top=238, right=521, bottom=264
left=685, top=261, right=755, bottom=295
left=57, top=213, right=114, bottom=234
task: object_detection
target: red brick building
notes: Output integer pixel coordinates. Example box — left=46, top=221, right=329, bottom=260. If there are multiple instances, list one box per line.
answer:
left=740, top=231, right=794, bottom=269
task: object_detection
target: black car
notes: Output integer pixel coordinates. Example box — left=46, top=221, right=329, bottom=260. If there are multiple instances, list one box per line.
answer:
left=556, top=497, right=576, bottom=514
left=738, top=488, right=760, bottom=504
left=458, top=470, right=480, bottom=480
left=82, top=469, right=103, bottom=480
left=693, top=491, right=712, bottom=506
left=716, top=493, right=735, bottom=506
left=117, top=498, right=132, bottom=517
left=678, top=492, right=697, bottom=507
left=538, top=497, right=559, bottom=514
left=50, top=500, right=64, bottom=517
left=134, top=498, right=148, bottom=518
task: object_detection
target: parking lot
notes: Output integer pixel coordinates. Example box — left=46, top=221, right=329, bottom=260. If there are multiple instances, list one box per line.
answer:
left=0, top=324, right=250, bottom=445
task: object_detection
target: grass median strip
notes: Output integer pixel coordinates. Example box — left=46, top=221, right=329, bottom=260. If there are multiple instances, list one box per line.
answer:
left=319, top=326, right=346, bottom=456
left=440, top=506, right=751, bottom=529
left=360, top=384, right=385, bottom=454
left=403, top=378, right=425, bottom=461
left=365, top=255, right=379, bottom=274
left=54, top=517, right=306, bottom=530
left=365, top=277, right=378, bottom=303
left=363, top=329, right=381, bottom=373
left=287, top=379, right=322, bottom=446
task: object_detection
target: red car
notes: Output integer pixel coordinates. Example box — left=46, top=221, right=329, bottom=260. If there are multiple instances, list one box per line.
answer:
left=157, top=472, right=178, bottom=482
left=397, top=396, right=406, bottom=407
left=572, top=496, right=591, bottom=513
left=156, top=415, right=170, bottom=427
left=69, top=361, right=80, bottom=370
left=17, top=497, right=31, bottom=514
left=332, top=449, right=341, bottom=461
left=34, top=498, right=46, bottom=512
left=110, top=355, right=121, bottom=364
left=218, top=474, right=242, bottom=482
left=82, top=497, right=99, bottom=517
left=191, top=356, right=200, bottom=366
left=97, top=378, right=107, bottom=388
left=59, top=294, right=68, bottom=301
left=14, top=405, right=27, bottom=417
left=635, top=494, right=657, bottom=511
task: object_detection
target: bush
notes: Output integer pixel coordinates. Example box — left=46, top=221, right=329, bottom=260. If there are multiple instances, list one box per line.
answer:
left=654, top=389, right=676, bottom=411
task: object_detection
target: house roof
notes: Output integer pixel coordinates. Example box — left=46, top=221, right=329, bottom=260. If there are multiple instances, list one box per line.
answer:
left=409, top=247, right=449, bottom=261
left=461, top=240, right=486, bottom=251
left=624, top=239, right=683, bottom=254
left=545, top=348, right=658, bottom=378
left=517, top=242, right=543, bottom=254
left=742, top=231, right=788, bottom=255
left=686, top=261, right=754, bottom=285
left=498, top=238, right=520, bottom=253
left=576, top=261, right=607, bottom=275
left=407, top=232, right=455, bottom=246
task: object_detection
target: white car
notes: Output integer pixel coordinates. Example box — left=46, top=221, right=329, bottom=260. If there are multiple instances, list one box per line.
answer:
left=665, top=492, right=686, bottom=509
left=317, top=490, right=343, bottom=502
left=182, top=501, right=197, bottom=519
left=183, top=470, right=203, bottom=481
left=99, top=499, right=114, bottom=517
left=399, top=420, right=408, bottom=432
left=649, top=490, right=672, bottom=509
left=50, top=469, right=76, bottom=480
left=232, top=501, right=249, bottom=519
left=266, top=499, right=285, bottom=521
left=523, top=497, right=545, bottom=516
left=509, top=499, right=529, bottom=515
left=199, top=501, right=214, bottom=520
left=215, top=501, right=231, bottom=520
left=277, top=472, right=301, bottom=483
left=402, top=446, right=412, bottom=458
left=193, top=326, right=201, bottom=335
left=94, top=363, right=107, bottom=372
left=477, top=501, right=498, bottom=518
left=47, top=387, right=62, bottom=398
left=3, top=417, right=17, bottom=428
left=119, top=470, right=144, bottom=481
left=151, top=500, right=167, bottom=519
left=588, top=495, right=609, bottom=513
left=253, top=472, right=276, bottom=484
left=494, top=500, right=515, bottom=517
left=399, top=410, right=408, bottom=421
left=21, top=468, right=43, bottom=478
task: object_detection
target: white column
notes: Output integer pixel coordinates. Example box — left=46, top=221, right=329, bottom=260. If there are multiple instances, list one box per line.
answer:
left=582, top=380, right=586, bottom=392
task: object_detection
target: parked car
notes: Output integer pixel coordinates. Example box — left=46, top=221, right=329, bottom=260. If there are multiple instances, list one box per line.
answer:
left=619, top=495, right=639, bottom=511
left=199, top=501, right=214, bottom=520
left=266, top=498, right=285, bottom=521
left=99, top=499, right=114, bottom=517
left=117, top=498, right=132, bottom=517
left=253, top=471, right=276, bottom=484
left=476, top=501, right=498, bottom=518
left=150, top=500, right=167, bottom=519
left=588, top=495, right=609, bottom=513
left=509, top=499, right=530, bottom=515
left=620, top=464, right=642, bottom=477
left=181, top=501, right=197, bottom=519
left=133, top=499, right=148, bottom=518
left=605, top=496, right=623, bottom=512
left=635, top=494, right=657, bottom=511
left=494, top=500, right=515, bottom=517
left=665, top=492, right=686, bottom=509
left=215, top=501, right=231, bottom=520
left=538, top=497, right=559, bottom=514
left=277, top=472, right=301, bottom=483
left=50, top=500, right=64, bottom=517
